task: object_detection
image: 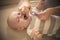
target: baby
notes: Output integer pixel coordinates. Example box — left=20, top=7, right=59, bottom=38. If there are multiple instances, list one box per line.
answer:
left=7, top=0, right=60, bottom=40
left=7, top=0, right=45, bottom=40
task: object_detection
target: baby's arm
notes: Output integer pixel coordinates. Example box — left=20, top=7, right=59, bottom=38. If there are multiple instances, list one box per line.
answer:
left=27, top=16, right=42, bottom=40
left=32, top=30, right=42, bottom=40
left=27, top=27, right=42, bottom=40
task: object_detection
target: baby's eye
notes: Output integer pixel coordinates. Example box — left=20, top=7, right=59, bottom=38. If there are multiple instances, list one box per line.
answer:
left=18, top=13, right=20, bottom=15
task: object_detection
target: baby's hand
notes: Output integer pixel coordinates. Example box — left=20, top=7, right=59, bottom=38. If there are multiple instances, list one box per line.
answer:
left=18, top=1, right=31, bottom=17
left=32, top=30, right=42, bottom=40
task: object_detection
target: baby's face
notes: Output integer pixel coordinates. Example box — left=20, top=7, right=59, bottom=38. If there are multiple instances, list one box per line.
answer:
left=7, top=12, right=31, bottom=30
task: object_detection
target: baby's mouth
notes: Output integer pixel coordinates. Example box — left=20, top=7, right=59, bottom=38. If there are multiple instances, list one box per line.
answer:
left=24, top=14, right=28, bottom=20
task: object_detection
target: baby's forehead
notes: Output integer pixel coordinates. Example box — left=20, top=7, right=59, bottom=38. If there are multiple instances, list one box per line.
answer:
left=9, top=12, right=21, bottom=18
left=11, top=11, right=20, bottom=15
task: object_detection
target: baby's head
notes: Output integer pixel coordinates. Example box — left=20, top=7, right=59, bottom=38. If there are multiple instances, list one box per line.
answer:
left=7, top=11, right=31, bottom=30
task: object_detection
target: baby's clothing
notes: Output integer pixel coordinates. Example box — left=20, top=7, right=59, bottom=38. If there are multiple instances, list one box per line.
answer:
left=27, top=8, right=60, bottom=39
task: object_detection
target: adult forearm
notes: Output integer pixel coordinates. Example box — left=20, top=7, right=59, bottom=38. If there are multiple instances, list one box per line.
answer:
left=50, top=6, right=60, bottom=15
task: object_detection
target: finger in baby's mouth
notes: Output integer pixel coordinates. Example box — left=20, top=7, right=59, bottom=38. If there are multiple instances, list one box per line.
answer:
left=17, top=12, right=28, bottom=20
left=24, top=14, right=28, bottom=20
left=20, top=11, right=28, bottom=20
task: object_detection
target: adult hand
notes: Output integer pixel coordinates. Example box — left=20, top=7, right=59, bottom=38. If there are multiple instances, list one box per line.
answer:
left=36, top=8, right=53, bottom=20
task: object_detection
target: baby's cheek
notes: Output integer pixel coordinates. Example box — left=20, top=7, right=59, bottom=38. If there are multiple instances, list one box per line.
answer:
left=17, top=20, right=25, bottom=30
left=17, top=24, right=24, bottom=30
